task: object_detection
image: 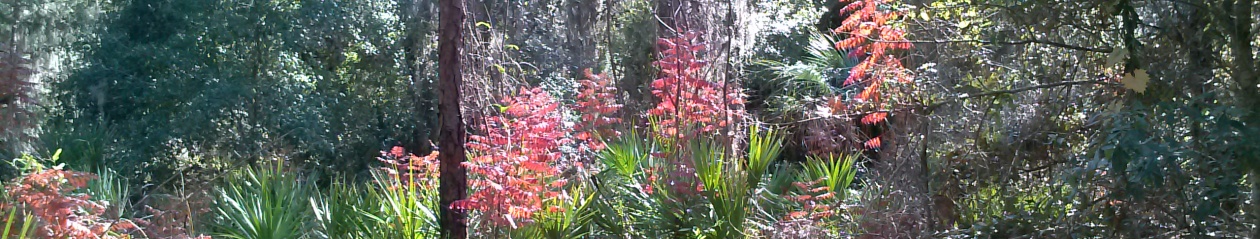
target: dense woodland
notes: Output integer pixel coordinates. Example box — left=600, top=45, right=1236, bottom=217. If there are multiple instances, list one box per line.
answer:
left=1, top=0, right=1258, bottom=238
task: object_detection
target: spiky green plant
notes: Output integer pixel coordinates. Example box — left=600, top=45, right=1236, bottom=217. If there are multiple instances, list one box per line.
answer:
left=690, top=138, right=747, bottom=238
left=592, top=128, right=705, bottom=238
left=211, top=161, right=315, bottom=239
left=746, top=125, right=784, bottom=189
left=1, top=209, right=34, bottom=239
left=512, top=183, right=598, bottom=239
left=82, top=168, right=129, bottom=218
left=597, top=131, right=650, bottom=179
left=591, top=134, right=654, bottom=238
left=591, top=124, right=787, bottom=239
left=358, top=169, right=440, bottom=239
left=311, top=178, right=368, bottom=239
left=803, top=153, right=859, bottom=198
left=39, top=122, right=110, bottom=172
left=690, top=127, right=786, bottom=239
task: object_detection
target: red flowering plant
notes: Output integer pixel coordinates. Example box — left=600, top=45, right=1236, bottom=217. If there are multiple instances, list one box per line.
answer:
left=458, top=87, right=572, bottom=228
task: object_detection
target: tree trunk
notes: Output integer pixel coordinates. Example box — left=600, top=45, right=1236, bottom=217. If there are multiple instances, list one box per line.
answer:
left=1222, top=0, right=1258, bottom=237
left=565, top=0, right=599, bottom=78
left=438, top=0, right=468, bottom=236
left=403, top=0, right=436, bottom=153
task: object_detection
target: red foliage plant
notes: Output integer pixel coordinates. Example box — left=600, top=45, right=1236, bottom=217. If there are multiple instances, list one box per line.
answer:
left=573, top=69, right=623, bottom=152
left=782, top=178, right=840, bottom=222
left=832, top=0, right=913, bottom=149
left=648, top=31, right=743, bottom=139
left=378, top=145, right=441, bottom=190
left=1, top=169, right=139, bottom=238
left=457, top=87, right=571, bottom=228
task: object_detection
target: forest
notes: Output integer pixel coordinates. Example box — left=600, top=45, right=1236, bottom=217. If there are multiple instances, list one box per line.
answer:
left=1, top=0, right=1258, bottom=238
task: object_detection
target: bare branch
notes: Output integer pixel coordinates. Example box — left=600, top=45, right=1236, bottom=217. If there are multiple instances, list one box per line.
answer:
left=925, top=80, right=1118, bottom=112
left=861, top=36, right=1113, bottom=53
left=898, top=38, right=1114, bottom=53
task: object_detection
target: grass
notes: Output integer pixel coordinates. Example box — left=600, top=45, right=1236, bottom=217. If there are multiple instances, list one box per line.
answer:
left=1, top=209, right=33, bottom=239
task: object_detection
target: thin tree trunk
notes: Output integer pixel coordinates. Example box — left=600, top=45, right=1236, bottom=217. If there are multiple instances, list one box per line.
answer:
left=438, top=0, right=469, bottom=236
left=1222, top=0, right=1258, bottom=237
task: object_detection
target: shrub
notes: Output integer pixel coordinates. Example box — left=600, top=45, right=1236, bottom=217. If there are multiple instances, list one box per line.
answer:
left=461, top=87, right=572, bottom=229
left=0, top=152, right=137, bottom=238
left=573, top=69, right=623, bottom=152
left=648, top=32, right=744, bottom=139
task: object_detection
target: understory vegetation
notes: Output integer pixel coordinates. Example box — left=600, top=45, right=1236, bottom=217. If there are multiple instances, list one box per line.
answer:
left=2, top=0, right=1260, bottom=238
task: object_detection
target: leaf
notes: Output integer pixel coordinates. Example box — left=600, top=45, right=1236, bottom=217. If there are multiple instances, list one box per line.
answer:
left=1121, top=69, right=1149, bottom=93
left=861, top=112, right=887, bottom=125
left=864, top=136, right=882, bottom=149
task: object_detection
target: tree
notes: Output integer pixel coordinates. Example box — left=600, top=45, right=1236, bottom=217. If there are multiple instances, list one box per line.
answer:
left=437, top=0, right=469, bottom=237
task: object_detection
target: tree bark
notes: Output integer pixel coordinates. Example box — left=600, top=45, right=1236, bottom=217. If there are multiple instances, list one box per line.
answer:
left=1222, top=0, right=1258, bottom=237
left=438, top=0, right=468, bottom=236
left=565, top=0, right=599, bottom=78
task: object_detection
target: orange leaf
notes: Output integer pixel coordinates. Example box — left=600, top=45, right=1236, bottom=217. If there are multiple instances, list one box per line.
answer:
left=861, top=112, right=887, bottom=125
left=864, top=136, right=882, bottom=149
left=787, top=211, right=809, bottom=219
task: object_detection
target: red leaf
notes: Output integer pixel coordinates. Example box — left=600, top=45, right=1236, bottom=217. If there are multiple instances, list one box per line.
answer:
left=864, top=136, right=882, bottom=149
left=861, top=112, right=887, bottom=125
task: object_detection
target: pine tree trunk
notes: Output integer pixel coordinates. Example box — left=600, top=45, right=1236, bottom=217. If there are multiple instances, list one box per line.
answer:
left=438, top=0, right=468, bottom=236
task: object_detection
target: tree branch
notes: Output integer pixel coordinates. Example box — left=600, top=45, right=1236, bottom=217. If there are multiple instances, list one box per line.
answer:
left=767, top=80, right=1116, bottom=126
left=878, top=38, right=1114, bottom=53
left=925, top=80, right=1118, bottom=112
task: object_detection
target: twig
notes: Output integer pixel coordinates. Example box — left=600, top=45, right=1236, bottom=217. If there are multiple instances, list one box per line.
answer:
left=768, top=80, right=1115, bottom=126
left=869, top=38, right=1114, bottom=53
left=764, top=109, right=896, bottom=126
left=925, top=80, right=1117, bottom=112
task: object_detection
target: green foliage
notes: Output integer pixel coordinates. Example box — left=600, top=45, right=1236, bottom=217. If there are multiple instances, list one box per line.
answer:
left=1, top=209, right=34, bottom=239
left=356, top=170, right=440, bottom=239
left=39, top=122, right=110, bottom=172
left=310, top=180, right=361, bottom=238
left=591, top=125, right=788, bottom=239
left=746, top=125, right=785, bottom=189
left=746, top=30, right=856, bottom=122
left=801, top=153, right=858, bottom=198
left=82, top=168, right=129, bottom=218
left=211, top=162, right=316, bottom=239
left=607, top=0, right=658, bottom=110
left=511, top=184, right=598, bottom=239
left=52, top=0, right=428, bottom=182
